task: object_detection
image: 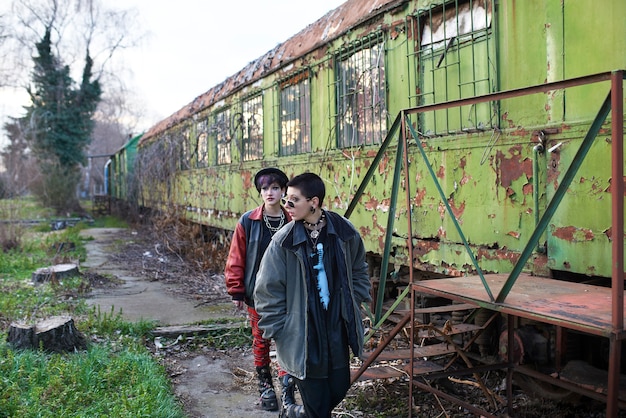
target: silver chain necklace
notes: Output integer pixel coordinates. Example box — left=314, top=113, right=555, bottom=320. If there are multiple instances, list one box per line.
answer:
left=304, top=212, right=325, bottom=240
left=263, top=210, right=285, bottom=234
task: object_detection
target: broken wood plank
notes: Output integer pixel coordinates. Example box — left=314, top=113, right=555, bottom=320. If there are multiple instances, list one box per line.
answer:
left=151, top=322, right=247, bottom=338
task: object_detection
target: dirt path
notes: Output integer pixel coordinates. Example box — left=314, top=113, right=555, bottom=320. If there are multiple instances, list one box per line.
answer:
left=81, top=227, right=279, bottom=418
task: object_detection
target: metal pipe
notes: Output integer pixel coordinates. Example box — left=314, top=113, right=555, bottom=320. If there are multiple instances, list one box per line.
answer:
left=532, top=135, right=544, bottom=252
left=607, top=69, right=624, bottom=418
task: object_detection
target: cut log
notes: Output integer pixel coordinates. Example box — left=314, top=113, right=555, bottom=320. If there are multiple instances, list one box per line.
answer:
left=7, top=316, right=87, bottom=352
left=32, top=263, right=79, bottom=284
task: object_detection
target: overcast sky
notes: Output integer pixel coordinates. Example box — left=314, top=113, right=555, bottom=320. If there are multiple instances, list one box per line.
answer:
left=114, top=0, right=348, bottom=132
left=0, top=0, right=346, bottom=141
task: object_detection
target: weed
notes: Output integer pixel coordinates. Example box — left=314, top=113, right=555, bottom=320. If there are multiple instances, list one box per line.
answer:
left=0, top=200, right=183, bottom=417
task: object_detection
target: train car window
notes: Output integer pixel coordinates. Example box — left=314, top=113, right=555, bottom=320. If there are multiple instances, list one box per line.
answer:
left=241, top=94, right=263, bottom=161
left=179, top=127, right=191, bottom=171
left=212, top=108, right=232, bottom=165
left=413, top=0, right=495, bottom=135
left=195, top=119, right=208, bottom=168
left=279, top=70, right=311, bottom=155
left=335, top=32, right=387, bottom=148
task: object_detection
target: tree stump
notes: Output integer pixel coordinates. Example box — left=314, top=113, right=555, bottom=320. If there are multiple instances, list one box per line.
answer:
left=32, top=263, right=79, bottom=285
left=7, top=316, right=87, bottom=352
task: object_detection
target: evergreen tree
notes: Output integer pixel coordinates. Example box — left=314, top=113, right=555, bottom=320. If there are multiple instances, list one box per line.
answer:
left=1, top=117, right=36, bottom=197
left=26, top=26, right=101, bottom=213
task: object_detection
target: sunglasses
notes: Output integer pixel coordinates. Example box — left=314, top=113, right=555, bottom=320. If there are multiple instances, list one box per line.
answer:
left=281, top=197, right=311, bottom=208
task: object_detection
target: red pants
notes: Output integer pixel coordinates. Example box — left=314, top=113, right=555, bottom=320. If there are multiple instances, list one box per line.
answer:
left=248, top=306, right=286, bottom=377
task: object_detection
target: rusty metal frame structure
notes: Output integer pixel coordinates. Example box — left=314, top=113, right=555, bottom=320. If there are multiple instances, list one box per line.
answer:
left=346, top=70, right=625, bottom=417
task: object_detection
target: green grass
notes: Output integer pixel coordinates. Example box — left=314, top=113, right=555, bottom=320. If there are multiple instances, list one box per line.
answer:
left=0, top=345, right=184, bottom=418
left=0, top=196, right=56, bottom=220
left=0, top=199, right=186, bottom=418
left=89, top=215, right=129, bottom=228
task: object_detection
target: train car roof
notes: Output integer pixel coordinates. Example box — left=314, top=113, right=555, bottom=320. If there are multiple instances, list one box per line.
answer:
left=140, top=0, right=404, bottom=144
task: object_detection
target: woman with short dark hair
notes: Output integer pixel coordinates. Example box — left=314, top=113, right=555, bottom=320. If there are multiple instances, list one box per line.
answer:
left=255, top=172, right=371, bottom=418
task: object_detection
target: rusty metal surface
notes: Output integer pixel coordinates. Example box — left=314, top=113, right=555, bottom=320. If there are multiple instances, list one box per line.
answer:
left=413, top=273, right=625, bottom=337
left=351, top=365, right=404, bottom=381
left=141, top=0, right=405, bottom=143
left=416, top=323, right=481, bottom=338
left=361, top=343, right=457, bottom=362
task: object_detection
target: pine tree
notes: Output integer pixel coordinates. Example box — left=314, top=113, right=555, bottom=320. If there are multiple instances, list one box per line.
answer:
left=25, top=27, right=101, bottom=213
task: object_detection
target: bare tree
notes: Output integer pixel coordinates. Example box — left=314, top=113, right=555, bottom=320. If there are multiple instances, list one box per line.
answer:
left=0, top=0, right=146, bottom=204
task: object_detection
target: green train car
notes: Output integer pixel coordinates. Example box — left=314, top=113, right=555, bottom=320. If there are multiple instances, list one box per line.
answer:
left=118, top=0, right=626, bottom=414
left=107, top=133, right=141, bottom=201
left=136, top=0, right=625, bottom=281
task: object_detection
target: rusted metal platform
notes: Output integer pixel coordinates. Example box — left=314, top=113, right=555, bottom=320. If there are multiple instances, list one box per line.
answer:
left=412, top=272, right=626, bottom=415
left=412, top=273, right=624, bottom=337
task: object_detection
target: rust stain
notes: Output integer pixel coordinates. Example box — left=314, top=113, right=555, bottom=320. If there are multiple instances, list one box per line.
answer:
left=378, top=153, right=390, bottom=175
left=413, top=239, right=441, bottom=257
left=460, top=172, right=471, bottom=186
left=552, top=226, right=595, bottom=242
left=507, top=231, right=521, bottom=239
left=448, top=197, right=465, bottom=222
left=379, top=197, right=391, bottom=212
left=363, top=193, right=379, bottom=211
left=605, top=176, right=626, bottom=196
left=438, top=201, right=446, bottom=220
left=437, top=226, right=446, bottom=239
left=476, top=247, right=521, bottom=264
left=371, top=213, right=387, bottom=252
left=522, top=182, right=533, bottom=195
left=500, top=111, right=517, bottom=129
left=437, top=165, right=445, bottom=179
left=437, top=198, right=465, bottom=223
left=547, top=153, right=561, bottom=189
left=342, top=148, right=361, bottom=159
left=358, top=224, right=372, bottom=241
left=495, top=145, right=533, bottom=189
left=413, top=187, right=427, bottom=206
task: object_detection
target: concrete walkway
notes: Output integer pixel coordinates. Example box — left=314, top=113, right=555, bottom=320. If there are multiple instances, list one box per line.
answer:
left=81, top=227, right=228, bottom=325
left=80, top=227, right=279, bottom=418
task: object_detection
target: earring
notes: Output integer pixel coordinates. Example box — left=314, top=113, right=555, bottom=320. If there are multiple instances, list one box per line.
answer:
left=310, top=206, right=316, bottom=214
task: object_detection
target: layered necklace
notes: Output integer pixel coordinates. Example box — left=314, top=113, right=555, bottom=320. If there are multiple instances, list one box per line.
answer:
left=304, top=212, right=326, bottom=257
left=304, top=212, right=326, bottom=239
left=263, top=209, right=285, bottom=235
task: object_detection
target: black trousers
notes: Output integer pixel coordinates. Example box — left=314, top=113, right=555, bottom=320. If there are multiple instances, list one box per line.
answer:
left=294, top=366, right=351, bottom=418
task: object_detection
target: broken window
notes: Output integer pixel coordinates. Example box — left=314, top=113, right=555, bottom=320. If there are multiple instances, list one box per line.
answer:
left=195, top=118, right=208, bottom=168
left=242, top=94, right=263, bottom=161
left=280, top=70, right=311, bottom=155
left=335, top=32, right=387, bottom=148
left=179, top=126, right=191, bottom=171
left=413, top=0, right=496, bottom=135
left=213, top=108, right=231, bottom=165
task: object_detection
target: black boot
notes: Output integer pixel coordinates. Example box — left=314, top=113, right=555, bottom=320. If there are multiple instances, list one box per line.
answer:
left=256, top=365, right=278, bottom=411
left=280, top=375, right=306, bottom=418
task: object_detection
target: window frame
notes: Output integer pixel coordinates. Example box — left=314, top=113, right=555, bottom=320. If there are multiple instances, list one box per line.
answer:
left=335, top=32, right=388, bottom=148
left=241, top=93, right=264, bottom=161
left=279, top=70, right=312, bottom=156
left=212, top=107, right=232, bottom=166
left=413, top=0, right=496, bottom=135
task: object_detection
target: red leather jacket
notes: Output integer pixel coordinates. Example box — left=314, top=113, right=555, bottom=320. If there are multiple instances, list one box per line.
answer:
left=224, top=205, right=291, bottom=306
